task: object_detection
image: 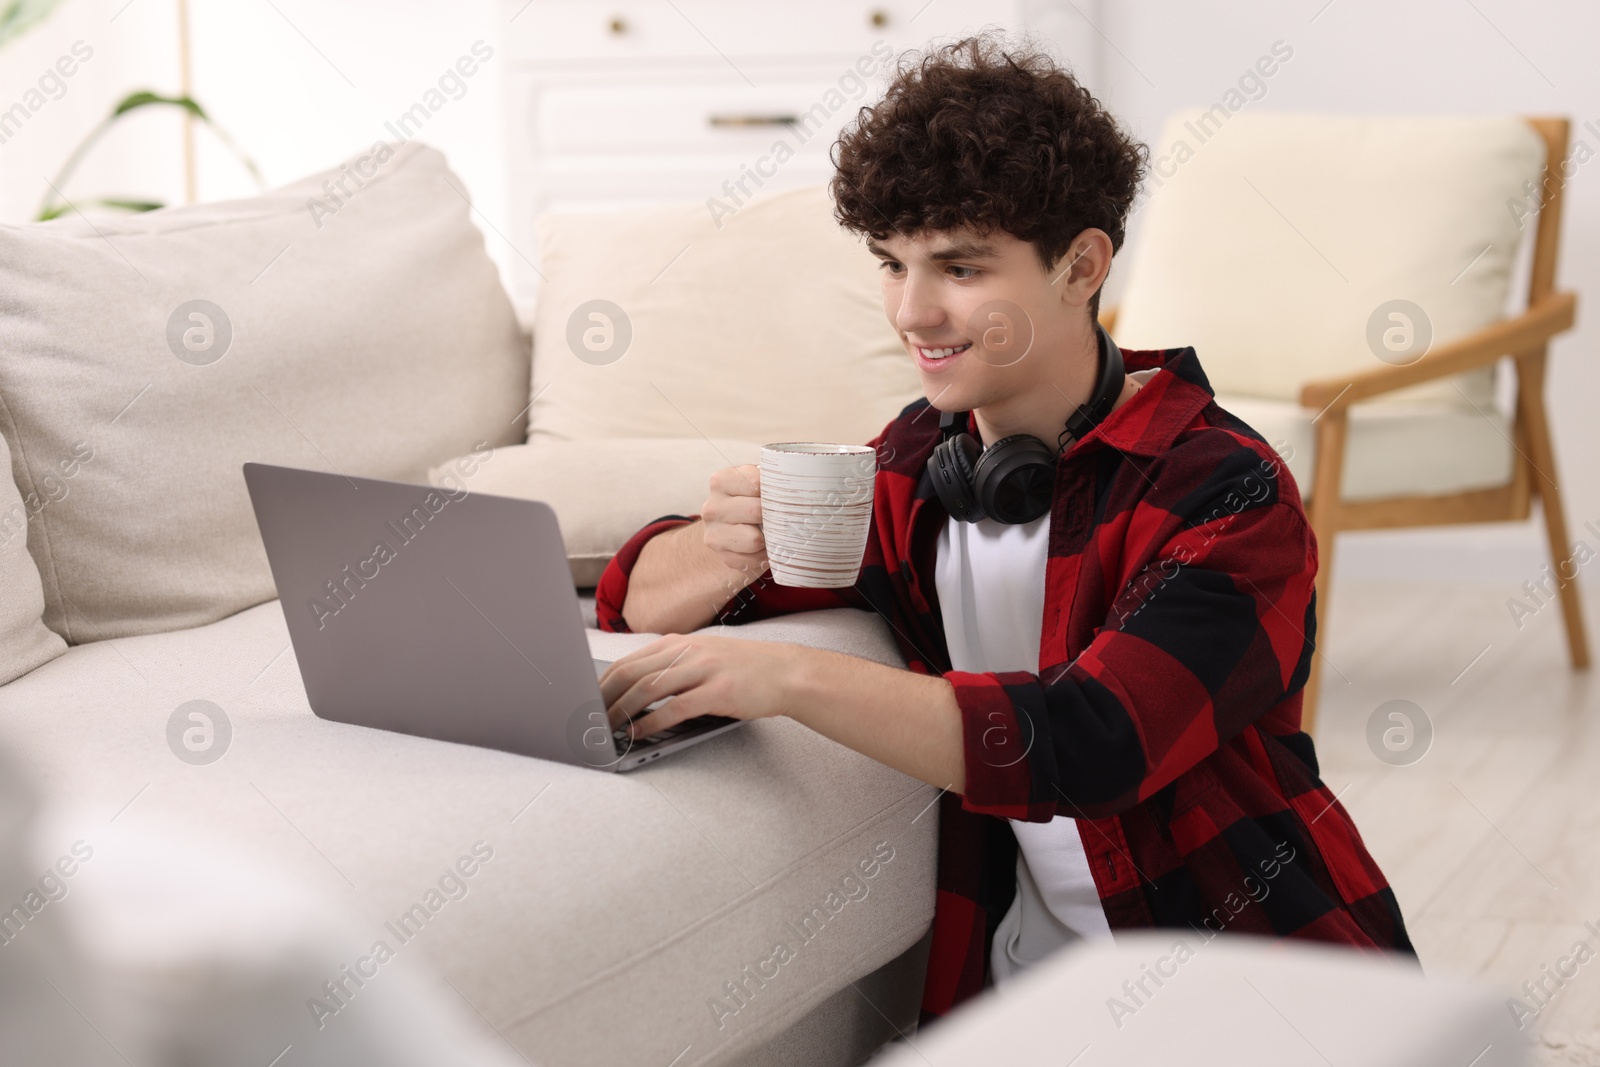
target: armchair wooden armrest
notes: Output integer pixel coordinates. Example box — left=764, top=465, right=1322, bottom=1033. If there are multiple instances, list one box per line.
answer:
left=1299, top=290, right=1578, bottom=413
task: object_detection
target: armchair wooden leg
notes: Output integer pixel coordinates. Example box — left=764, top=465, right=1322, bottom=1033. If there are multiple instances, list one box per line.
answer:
left=1301, top=410, right=1350, bottom=738
left=1516, top=347, right=1591, bottom=669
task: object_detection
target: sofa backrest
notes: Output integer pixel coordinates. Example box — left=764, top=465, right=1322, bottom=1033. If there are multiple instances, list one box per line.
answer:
left=525, top=183, right=921, bottom=447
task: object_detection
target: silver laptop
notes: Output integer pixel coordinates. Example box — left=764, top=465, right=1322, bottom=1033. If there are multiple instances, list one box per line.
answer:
left=241, top=461, right=744, bottom=771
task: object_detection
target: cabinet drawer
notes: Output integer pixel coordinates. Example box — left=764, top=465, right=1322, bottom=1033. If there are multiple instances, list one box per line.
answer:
left=532, top=155, right=839, bottom=208
left=503, top=0, right=1019, bottom=63
left=534, top=79, right=876, bottom=156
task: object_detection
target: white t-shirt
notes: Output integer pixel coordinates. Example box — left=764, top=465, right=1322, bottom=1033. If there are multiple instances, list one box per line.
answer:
left=934, top=499, right=1114, bottom=989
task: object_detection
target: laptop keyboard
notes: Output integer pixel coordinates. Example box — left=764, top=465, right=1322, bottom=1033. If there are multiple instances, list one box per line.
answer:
left=612, top=693, right=680, bottom=750
left=594, top=660, right=737, bottom=753
left=612, top=714, right=741, bottom=753
left=614, top=723, right=683, bottom=749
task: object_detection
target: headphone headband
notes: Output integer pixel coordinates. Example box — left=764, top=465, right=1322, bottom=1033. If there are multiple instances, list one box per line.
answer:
left=1061, top=321, right=1127, bottom=448
left=937, top=406, right=962, bottom=438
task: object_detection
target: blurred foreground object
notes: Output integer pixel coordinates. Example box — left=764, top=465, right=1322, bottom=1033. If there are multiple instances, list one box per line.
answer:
left=0, top=745, right=525, bottom=1067
left=872, top=929, right=1524, bottom=1067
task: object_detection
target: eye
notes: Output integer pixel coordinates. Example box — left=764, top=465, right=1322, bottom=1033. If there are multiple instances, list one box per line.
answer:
left=878, top=259, right=905, bottom=276
left=946, top=265, right=978, bottom=280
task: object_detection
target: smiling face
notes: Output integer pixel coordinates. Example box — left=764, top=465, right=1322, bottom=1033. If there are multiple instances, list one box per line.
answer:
left=868, top=226, right=1113, bottom=440
left=830, top=34, right=1145, bottom=442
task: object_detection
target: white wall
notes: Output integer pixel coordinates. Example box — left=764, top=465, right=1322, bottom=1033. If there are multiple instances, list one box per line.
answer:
left=0, top=0, right=177, bottom=220
left=2, top=0, right=1594, bottom=581
left=0, top=0, right=509, bottom=278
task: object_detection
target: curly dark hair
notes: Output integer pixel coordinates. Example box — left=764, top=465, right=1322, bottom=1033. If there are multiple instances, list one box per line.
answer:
left=830, top=33, right=1148, bottom=319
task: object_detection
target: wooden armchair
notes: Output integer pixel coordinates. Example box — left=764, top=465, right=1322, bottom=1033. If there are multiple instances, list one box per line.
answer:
left=1102, top=113, right=1586, bottom=736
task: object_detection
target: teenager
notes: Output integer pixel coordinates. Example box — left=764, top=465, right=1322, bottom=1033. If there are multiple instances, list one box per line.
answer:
left=594, top=33, right=1413, bottom=1024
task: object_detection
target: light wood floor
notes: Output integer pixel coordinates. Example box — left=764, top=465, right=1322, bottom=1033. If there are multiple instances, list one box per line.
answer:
left=1314, top=575, right=1600, bottom=1065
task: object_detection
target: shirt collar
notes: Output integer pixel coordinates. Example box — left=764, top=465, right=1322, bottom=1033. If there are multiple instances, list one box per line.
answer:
left=1059, top=345, right=1217, bottom=460
left=948, top=346, right=1217, bottom=459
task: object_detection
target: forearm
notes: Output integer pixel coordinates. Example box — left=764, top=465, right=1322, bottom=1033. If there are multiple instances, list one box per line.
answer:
left=783, top=646, right=966, bottom=794
left=621, top=520, right=757, bottom=635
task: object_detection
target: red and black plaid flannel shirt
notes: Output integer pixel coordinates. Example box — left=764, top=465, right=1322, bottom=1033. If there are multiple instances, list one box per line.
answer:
left=595, top=344, right=1415, bottom=1024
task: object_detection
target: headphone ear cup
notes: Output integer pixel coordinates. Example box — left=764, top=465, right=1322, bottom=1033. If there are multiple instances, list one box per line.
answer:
left=931, top=433, right=985, bottom=522
left=973, top=434, right=1057, bottom=525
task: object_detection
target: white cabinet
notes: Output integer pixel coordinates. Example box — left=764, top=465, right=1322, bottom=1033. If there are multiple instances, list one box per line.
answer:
left=497, top=0, right=1094, bottom=308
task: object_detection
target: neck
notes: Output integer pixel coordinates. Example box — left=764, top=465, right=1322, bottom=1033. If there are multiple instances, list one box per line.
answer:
left=971, top=321, right=1128, bottom=449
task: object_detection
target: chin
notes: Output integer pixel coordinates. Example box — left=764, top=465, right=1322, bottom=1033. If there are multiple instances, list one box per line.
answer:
left=924, top=390, right=973, bottom=416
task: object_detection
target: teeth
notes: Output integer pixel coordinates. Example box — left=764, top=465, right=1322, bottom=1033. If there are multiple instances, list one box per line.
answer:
left=919, top=344, right=970, bottom=360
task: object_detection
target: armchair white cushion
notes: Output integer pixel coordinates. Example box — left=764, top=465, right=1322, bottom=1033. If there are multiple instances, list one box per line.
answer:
left=1218, top=394, right=1514, bottom=504
left=1113, top=110, right=1546, bottom=502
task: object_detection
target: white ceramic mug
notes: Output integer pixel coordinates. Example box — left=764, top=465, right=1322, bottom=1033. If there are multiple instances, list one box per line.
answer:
left=759, top=443, right=877, bottom=588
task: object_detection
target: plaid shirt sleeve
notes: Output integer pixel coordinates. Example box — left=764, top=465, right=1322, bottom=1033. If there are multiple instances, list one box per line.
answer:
left=592, top=514, right=862, bottom=634
left=594, top=424, right=895, bottom=635
left=950, top=445, right=1317, bottom=822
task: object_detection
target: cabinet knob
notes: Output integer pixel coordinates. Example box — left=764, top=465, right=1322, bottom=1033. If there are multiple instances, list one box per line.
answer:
left=608, top=16, right=627, bottom=34
left=708, top=114, right=800, bottom=128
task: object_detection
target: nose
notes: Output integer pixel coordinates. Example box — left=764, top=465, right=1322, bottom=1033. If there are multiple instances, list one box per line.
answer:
left=892, top=265, right=945, bottom=338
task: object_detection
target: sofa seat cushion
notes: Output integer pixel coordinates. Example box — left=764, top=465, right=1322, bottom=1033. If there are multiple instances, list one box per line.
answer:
left=0, top=596, right=937, bottom=1066
left=1217, top=393, right=1515, bottom=504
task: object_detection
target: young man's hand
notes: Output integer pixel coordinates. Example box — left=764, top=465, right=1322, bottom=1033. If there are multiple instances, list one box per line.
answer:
left=701, top=463, right=769, bottom=579
left=601, top=634, right=969, bottom=792
left=598, top=634, right=806, bottom=739
left=616, top=463, right=769, bottom=635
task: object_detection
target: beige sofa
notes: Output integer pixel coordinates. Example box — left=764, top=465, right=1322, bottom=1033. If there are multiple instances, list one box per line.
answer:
left=0, top=143, right=936, bottom=1065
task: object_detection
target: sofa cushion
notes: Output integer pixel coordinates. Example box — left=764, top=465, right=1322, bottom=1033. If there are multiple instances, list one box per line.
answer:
left=526, top=183, right=921, bottom=447
left=0, top=430, right=66, bottom=684
left=0, top=141, right=529, bottom=643
left=1114, top=111, right=1545, bottom=410
left=428, top=437, right=765, bottom=587
left=0, top=597, right=936, bottom=1066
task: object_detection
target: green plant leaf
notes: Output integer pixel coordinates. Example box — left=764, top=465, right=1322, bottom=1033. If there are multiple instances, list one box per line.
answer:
left=111, top=91, right=210, bottom=122
left=37, top=197, right=165, bottom=222
left=36, top=90, right=263, bottom=220
left=0, top=0, right=62, bottom=53
left=96, top=198, right=164, bottom=213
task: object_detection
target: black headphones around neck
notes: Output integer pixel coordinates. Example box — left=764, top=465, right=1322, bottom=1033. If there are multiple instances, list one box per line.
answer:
left=927, top=322, right=1126, bottom=525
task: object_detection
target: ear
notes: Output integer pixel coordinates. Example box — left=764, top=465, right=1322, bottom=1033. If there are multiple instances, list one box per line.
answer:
left=1050, top=228, right=1114, bottom=310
